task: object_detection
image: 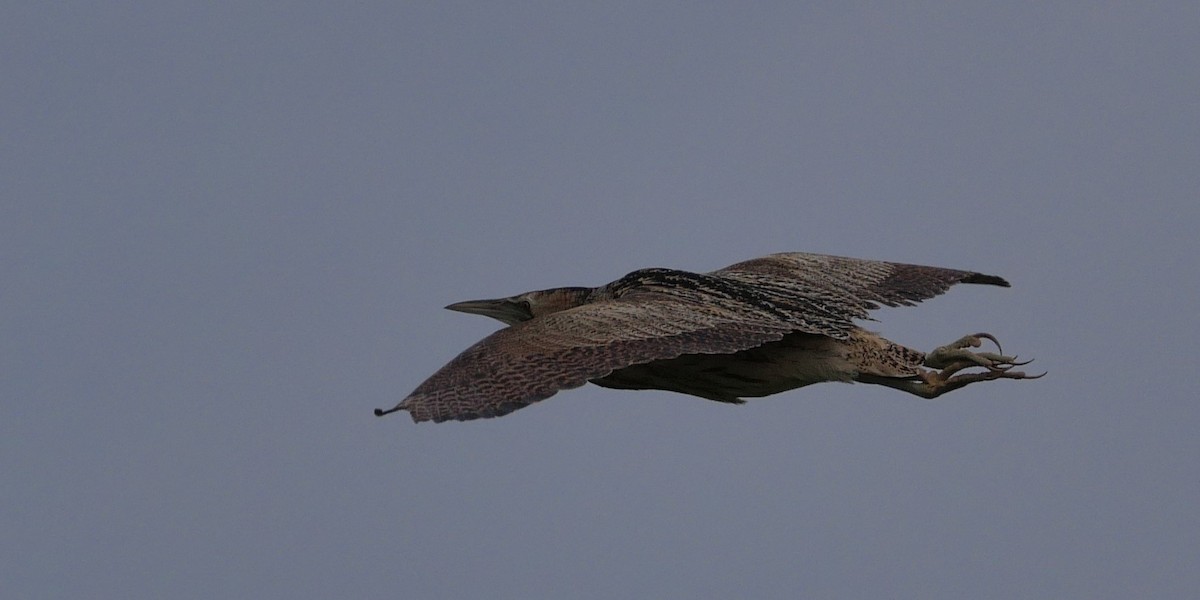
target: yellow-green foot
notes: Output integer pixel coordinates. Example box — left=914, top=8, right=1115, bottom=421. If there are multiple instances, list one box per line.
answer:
left=862, top=333, right=1044, bottom=399
left=915, top=333, right=1043, bottom=397
left=924, top=332, right=1029, bottom=371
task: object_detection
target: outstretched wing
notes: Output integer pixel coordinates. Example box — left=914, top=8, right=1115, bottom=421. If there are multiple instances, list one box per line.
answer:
left=711, top=252, right=1009, bottom=338
left=386, top=291, right=797, bottom=422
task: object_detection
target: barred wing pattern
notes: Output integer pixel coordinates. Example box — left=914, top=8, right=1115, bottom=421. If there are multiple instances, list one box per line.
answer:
left=712, top=253, right=1009, bottom=338
left=398, top=293, right=796, bottom=422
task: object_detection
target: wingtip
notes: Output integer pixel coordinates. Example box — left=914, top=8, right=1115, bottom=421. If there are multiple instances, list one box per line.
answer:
left=964, top=273, right=1011, bottom=288
left=374, top=405, right=403, bottom=417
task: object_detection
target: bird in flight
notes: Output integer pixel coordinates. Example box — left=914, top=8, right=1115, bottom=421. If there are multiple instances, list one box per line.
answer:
left=376, top=252, right=1042, bottom=423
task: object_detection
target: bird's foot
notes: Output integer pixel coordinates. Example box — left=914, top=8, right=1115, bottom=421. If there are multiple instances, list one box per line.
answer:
left=917, top=333, right=1044, bottom=396
left=924, top=332, right=1024, bottom=370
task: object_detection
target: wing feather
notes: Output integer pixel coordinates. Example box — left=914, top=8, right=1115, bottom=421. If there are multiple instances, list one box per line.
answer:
left=712, top=252, right=1009, bottom=335
left=395, top=294, right=794, bottom=422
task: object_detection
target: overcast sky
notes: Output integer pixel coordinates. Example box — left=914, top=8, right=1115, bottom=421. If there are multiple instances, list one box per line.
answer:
left=4, top=3, right=1199, bottom=599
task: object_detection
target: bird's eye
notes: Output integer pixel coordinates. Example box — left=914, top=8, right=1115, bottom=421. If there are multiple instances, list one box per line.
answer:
left=518, top=299, right=533, bottom=313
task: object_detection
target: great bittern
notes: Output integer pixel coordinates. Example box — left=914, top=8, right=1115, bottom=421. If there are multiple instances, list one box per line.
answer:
left=376, top=252, right=1042, bottom=423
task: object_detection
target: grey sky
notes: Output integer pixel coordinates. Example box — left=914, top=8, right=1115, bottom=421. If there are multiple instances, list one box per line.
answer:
left=4, top=2, right=1198, bottom=598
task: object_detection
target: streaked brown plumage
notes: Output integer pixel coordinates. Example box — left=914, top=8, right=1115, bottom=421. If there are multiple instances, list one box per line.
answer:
left=376, top=252, right=1041, bottom=423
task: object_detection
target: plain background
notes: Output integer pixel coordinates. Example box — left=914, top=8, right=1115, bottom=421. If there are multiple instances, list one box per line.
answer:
left=4, top=3, right=1198, bottom=598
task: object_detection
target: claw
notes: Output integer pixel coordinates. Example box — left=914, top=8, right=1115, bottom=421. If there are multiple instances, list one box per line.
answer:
left=995, top=370, right=1047, bottom=380
left=935, top=366, right=1046, bottom=392
left=972, top=332, right=1003, bottom=355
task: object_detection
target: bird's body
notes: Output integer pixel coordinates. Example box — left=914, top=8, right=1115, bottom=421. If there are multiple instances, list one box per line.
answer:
left=376, top=252, right=1041, bottom=423
left=591, top=329, right=921, bottom=402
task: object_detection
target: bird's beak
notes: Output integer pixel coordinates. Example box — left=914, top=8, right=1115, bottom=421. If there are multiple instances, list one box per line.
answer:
left=445, top=298, right=527, bottom=324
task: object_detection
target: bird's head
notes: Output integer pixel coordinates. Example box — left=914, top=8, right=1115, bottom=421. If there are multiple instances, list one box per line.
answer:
left=445, top=286, right=592, bottom=326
